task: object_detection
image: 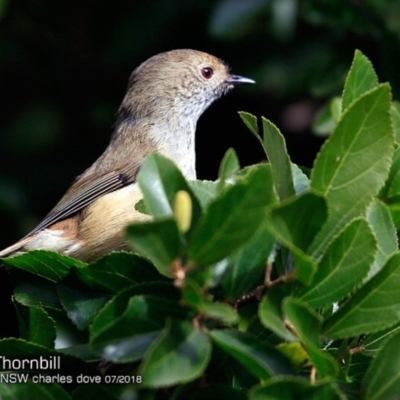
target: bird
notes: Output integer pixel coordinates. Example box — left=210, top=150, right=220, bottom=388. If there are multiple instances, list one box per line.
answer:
left=0, top=49, right=255, bottom=262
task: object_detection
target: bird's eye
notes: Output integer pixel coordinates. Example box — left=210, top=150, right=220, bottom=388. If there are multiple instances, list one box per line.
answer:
left=201, top=67, right=213, bottom=79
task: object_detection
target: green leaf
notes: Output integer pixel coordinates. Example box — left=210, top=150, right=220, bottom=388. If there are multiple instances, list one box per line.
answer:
left=223, top=221, right=275, bottom=299
left=240, top=113, right=299, bottom=202
left=188, top=179, right=219, bottom=208
left=387, top=202, right=400, bottom=228
left=126, top=218, right=183, bottom=276
left=15, top=305, right=56, bottom=348
left=330, top=97, right=342, bottom=121
left=57, top=284, right=109, bottom=330
left=0, top=382, right=71, bottom=400
left=383, top=104, right=400, bottom=216
left=182, top=280, right=238, bottom=324
left=140, top=319, right=211, bottom=388
left=259, top=286, right=298, bottom=342
left=391, top=101, right=400, bottom=143
left=210, top=329, right=293, bottom=380
left=342, top=50, right=379, bottom=111
left=239, top=111, right=259, bottom=137
left=323, top=253, right=400, bottom=338
left=366, top=200, right=397, bottom=276
left=0, top=338, right=94, bottom=376
left=60, top=343, right=100, bottom=362
left=13, top=272, right=61, bottom=310
left=92, top=329, right=160, bottom=364
left=284, top=298, right=339, bottom=378
left=90, top=283, right=179, bottom=341
left=299, top=218, right=376, bottom=308
left=200, top=302, right=238, bottom=325
left=276, top=342, right=310, bottom=370
left=90, top=295, right=175, bottom=363
left=363, top=329, right=400, bottom=400
left=387, top=169, right=400, bottom=200
left=137, top=153, right=201, bottom=223
left=291, top=164, right=309, bottom=193
left=384, top=104, right=400, bottom=202
left=310, top=84, right=394, bottom=257
left=313, top=97, right=342, bottom=137
left=189, top=164, right=272, bottom=265
left=218, top=148, right=240, bottom=191
left=266, top=192, right=327, bottom=284
left=261, top=117, right=295, bottom=200
left=89, top=284, right=187, bottom=363
left=75, top=252, right=163, bottom=294
left=267, top=192, right=327, bottom=252
left=2, top=250, right=83, bottom=282
left=249, top=378, right=344, bottom=400
left=134, top=198, right=149, bottom=215
left=361, top=324, right=400, bottom=356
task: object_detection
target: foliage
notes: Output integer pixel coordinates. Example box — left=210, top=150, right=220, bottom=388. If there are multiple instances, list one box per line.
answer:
left=5, top=0, right=400, bottom=245
left=1, top=50, right=400, bottom=399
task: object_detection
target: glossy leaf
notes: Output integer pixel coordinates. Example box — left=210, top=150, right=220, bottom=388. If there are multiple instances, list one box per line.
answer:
left=188, top=179, right=219, bottom=208
left=57, top=284, right=109, bottom=330
left=312, top=97, right=341, bottom=136
left=391, top=102, right=400, bottom=144
left=90, top=294, right=184, bottom=363
left=241, top=112, right=297, bottom=201
left=90, top=290, right=183, bottom=343
left=310, top=84, right=393, bottom=257
left=284, top=298, right=339, bottom=378
left=92, top=330, right=160, bottom=364
left=137, top=153, right=201, bottom=223
left=239, top=111, right=259, bottom=137
left=259, top=286, right=297, bottom=342
left=183, top=280, right=238, bottom=324
left=15, top=305, right=56, bottom=348
left=266, top=192, right=327, bottom=284
left=2, top=250, right=83, bottom=282
left=13, top=272, right=61, bottom=310
left=366, top=200, right=397, bottom=276
left=363, top=329, right=400, bottom=400
left=140, top=319, right=211, bottom=388
left=323, top=253, right=400, bottom=338
left=342, top=50, right=379, bottom=111
left=211, top=329, right=293, bottom=380
left=267, top=192, right=327, bottom=252
left=292, top=163, right=309, bottom=193
left=218, top=148, right=240, bottom=191
left=0, top=338, right=94, bottom=376
left=299, top=218, right=376, bottom=308
left=74, top=252, right=163, bottom=294
left=223, top=221, right=275, bottom=299
left=261, top=117, right=295, bottom=200
left=126, top=218, right=183, bottom=275
left=189, top=164, right=272, bottom=265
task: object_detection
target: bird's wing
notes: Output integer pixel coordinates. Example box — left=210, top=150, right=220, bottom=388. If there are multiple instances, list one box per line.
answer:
left=25, top=169, right=136, bottom=237
left=0, top=167, right=138, bottom=258
left=24, top=118, right=156, bottom=238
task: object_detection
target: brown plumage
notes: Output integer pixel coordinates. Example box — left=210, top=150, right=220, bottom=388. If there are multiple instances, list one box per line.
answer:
left=0, top=49, right=254, bottom=261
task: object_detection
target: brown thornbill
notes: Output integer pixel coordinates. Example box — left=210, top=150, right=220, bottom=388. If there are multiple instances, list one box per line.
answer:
left=0, top=49, right=255, bottom=261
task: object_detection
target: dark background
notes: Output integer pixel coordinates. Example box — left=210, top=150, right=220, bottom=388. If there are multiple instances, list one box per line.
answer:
left=1, top=0, right=400, bottom=248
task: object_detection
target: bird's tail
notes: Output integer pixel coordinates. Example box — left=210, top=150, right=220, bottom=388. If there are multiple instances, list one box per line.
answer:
left=0, top=237, right=31, bottom=258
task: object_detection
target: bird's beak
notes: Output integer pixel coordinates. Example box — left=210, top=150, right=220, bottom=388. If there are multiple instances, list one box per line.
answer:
left=227, top=75, right=255, bottom=85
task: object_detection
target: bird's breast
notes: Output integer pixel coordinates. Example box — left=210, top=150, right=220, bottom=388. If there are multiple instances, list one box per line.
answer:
left=150, top=120, right=197, bottom=180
